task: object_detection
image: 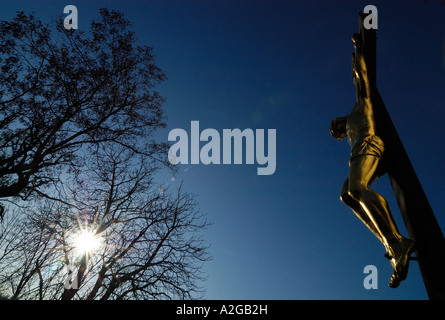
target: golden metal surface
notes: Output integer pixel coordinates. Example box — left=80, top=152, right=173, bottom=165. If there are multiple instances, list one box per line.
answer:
left=330, top=33, right=415, bottom=288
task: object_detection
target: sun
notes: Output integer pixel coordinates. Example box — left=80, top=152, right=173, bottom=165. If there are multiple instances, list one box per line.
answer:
left=72, top=229, right=102, bottom=256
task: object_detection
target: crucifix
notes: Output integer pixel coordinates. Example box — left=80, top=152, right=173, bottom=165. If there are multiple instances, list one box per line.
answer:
left=330, top=11, right=445, bottom=299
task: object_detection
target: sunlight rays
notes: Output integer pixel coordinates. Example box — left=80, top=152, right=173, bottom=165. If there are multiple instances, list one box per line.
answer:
left=72, top=229, right=102, bottom=257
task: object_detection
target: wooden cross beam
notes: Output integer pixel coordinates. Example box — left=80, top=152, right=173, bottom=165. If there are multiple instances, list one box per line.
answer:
left=358, top=12, right=445, bottom=300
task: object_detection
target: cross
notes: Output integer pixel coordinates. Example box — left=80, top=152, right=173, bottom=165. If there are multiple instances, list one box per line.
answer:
left=357, top=12, right=445, bottom=300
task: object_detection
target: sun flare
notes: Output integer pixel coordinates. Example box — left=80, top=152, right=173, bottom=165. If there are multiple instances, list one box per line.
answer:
left=72, top=229, right=102, bottom=256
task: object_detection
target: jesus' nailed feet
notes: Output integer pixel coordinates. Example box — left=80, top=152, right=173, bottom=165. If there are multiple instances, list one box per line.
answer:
left=387, top=237, right=416, bottom=288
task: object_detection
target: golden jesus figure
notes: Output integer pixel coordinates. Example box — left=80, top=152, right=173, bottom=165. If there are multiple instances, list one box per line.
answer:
left=330, top=33, right=416, bottom=288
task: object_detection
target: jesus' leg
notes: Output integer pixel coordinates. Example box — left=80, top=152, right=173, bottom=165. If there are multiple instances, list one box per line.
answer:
left=341, top=179, right=387, bottom=247
left=348, top=155, right=416, bottom=287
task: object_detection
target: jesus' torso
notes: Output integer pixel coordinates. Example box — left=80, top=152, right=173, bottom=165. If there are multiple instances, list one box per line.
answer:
left=346, top=97, right=376, bottom=148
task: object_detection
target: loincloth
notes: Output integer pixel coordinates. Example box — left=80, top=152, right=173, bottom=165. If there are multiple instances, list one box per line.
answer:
left=349, top=135, right=385, bottom=165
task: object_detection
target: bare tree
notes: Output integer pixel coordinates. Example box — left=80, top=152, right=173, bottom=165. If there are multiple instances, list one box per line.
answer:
left=0, top=9, right=167, bottom=204
left=0, top=9, right=210, bottom=300
left=0, top=202, right=65, bottom=299
left=0, top=145, right=210, bottom=300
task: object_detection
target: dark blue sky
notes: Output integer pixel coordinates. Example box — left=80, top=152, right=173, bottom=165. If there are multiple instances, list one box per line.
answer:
left=1, top=0, right=445, bottom=299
